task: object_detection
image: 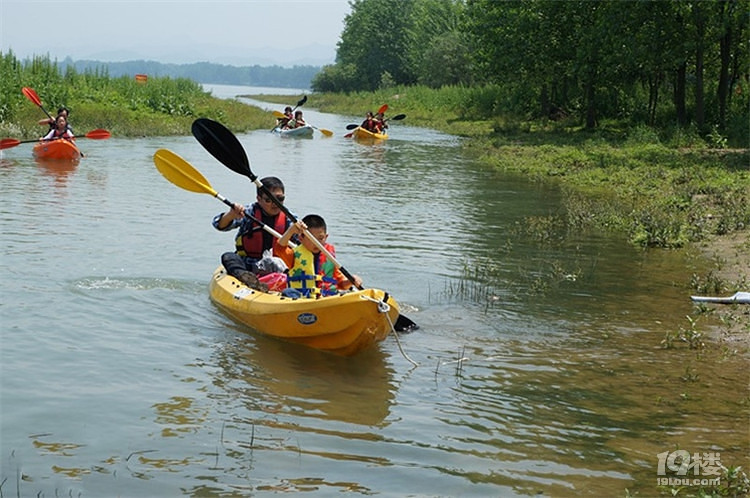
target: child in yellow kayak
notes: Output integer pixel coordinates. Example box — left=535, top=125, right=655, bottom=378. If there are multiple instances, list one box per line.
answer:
left=278, top=214, right=362, bottom=297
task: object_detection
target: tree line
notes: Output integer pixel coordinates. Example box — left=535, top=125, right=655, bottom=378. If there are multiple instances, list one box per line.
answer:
left=61, top=58, right=318, bottom=89
left=313, top=0, right=748, bottom=140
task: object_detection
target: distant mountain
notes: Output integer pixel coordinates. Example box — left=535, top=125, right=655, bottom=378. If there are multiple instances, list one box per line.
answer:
left=58, top=58, right=323, bottom=89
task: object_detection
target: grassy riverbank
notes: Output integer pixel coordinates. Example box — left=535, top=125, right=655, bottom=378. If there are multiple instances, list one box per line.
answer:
left=0, top=77, right=270, bottom=139
left=257, top=91, right=749, bottom=251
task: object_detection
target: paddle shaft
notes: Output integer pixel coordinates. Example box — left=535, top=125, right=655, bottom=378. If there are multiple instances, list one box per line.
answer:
left=214, top=193, right=296, bottom=247
left=0, top=137, right=72, bottom=148
left=153, top=148, right=295, bottom=247
left=292, top=95, right=307, bottom=111
left=0, top=129, right=111, bottom=150
left=250, top=178, right=362, bottom=288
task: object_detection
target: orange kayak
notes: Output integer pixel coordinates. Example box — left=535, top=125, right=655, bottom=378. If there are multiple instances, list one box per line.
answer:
left=33, top=139, right=81, bottom=160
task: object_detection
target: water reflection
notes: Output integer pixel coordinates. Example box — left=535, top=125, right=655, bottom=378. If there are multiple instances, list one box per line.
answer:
left=210, top=326, right=394, bottom=427
left=35, top=157, right=79, bottom=185
left=0, top=157, right=19, bottom=169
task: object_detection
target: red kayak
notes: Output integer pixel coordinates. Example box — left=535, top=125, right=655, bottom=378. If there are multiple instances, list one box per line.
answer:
left=33, top=139, right=81, bottom=160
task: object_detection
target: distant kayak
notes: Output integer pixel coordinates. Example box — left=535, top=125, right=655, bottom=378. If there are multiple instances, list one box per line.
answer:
left=351, top=127, right=388, bottom=141
left=271, top=124, right=314, bottom=138
left=33, top=139, right=81, bottom=160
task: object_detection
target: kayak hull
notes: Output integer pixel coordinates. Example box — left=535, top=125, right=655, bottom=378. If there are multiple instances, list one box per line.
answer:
left=208, top=267, right=400, bottom=356
left=33, top=139, right=81, bottom=160
left=271, top=124, right=314, bottom=138
left=352, top=127, right=388, bottom=141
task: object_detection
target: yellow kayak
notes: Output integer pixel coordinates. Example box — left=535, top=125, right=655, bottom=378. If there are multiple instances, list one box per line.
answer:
left=208, top=267, right=401, bottom=356
left=352, top=127, right=388, bottom=141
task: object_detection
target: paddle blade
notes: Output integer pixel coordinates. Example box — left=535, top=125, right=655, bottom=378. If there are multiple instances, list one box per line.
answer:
left=153, top=148, right=217, bottom=196
left=377, top=104, right=388, bottom=115
left=390, top=114, right=406, bottom=121
left=191, top=118, right=255, bottom=180
left=272, top=110, right=285, bottom=119
left=395, top=314, right=419, bottom=333
left=346, top=124, right=359, bottom=130
left=85, top=129, right=111, bottom=139
left=22, top=87, right=42, bottom=106
left=0, top=138, right=21, bottom=150
left=319, top=128, right=333, bottom=137
left=297, top=95, right=307, bottom=107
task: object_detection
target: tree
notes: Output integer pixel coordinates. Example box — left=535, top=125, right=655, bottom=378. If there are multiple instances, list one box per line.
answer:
left=416, top=31, right=473, bottom=87
left=311, top=63, right=360, bottom=93
left=408, top=0, right=471, bottom=87
left=337, top=0, right=416, bottom=90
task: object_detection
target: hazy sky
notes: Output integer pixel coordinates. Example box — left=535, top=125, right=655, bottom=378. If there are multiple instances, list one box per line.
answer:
left=0, top=0, right=351, bottom=66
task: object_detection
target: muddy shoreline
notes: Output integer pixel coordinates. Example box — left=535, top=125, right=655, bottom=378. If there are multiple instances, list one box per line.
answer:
left=694, top=229, right=750, bottom=351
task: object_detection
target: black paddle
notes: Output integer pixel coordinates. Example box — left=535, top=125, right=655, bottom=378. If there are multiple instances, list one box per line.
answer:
left=191, top=117, right=418, bottom=333
left=292, top=95, right=307, bottom=111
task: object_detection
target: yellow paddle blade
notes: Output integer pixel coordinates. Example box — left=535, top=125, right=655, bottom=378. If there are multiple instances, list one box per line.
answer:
left=272, top=110, right=285, bottom=118
left=319, top=128, right=333, bottom=137
left=153, top=148, right=217, bottom=196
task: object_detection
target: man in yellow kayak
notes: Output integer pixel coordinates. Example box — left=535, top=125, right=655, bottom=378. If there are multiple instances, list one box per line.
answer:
left=212, top=176, right=294, bottom=290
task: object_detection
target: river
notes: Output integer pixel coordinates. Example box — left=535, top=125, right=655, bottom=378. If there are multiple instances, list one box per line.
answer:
left=0, top=84, right=746, bottom=497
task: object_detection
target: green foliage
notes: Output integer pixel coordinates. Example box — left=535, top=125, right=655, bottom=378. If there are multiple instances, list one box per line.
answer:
left=336, top=0, right=417, bottom=91
left=311, top=63, right=360, bottom=93
left=661, top=316, right=705, bottom=349
left=0, top=51, right=270, bottom=138
left=408, top=0, right=471, bottom=87
left=657, top=464, right=750, bottom=497
left=308, top=85, right=748, bottom=251
left=322, top=0, right=749, bottom=142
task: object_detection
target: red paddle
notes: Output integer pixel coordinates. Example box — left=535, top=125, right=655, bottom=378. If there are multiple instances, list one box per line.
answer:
left=0, top=129, right=111, bottom=150
left=345, top=104, right=392, bottom=137
left=22, top=87, right=54, bottom=121
left=344, top=113, right=405, bottom=138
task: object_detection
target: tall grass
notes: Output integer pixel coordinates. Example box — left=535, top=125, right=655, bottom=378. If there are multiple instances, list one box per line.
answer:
left=0, top=51, right=270, bottom=138
left=285, top=83, right=748, bottom=149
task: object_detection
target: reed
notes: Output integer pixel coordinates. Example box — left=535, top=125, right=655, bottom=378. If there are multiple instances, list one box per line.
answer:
left=0, top=52, right=270, bottom=138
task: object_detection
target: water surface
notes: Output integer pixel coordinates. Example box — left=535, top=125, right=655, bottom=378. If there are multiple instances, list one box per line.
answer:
left=1, top=85, right=747, bottom=497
